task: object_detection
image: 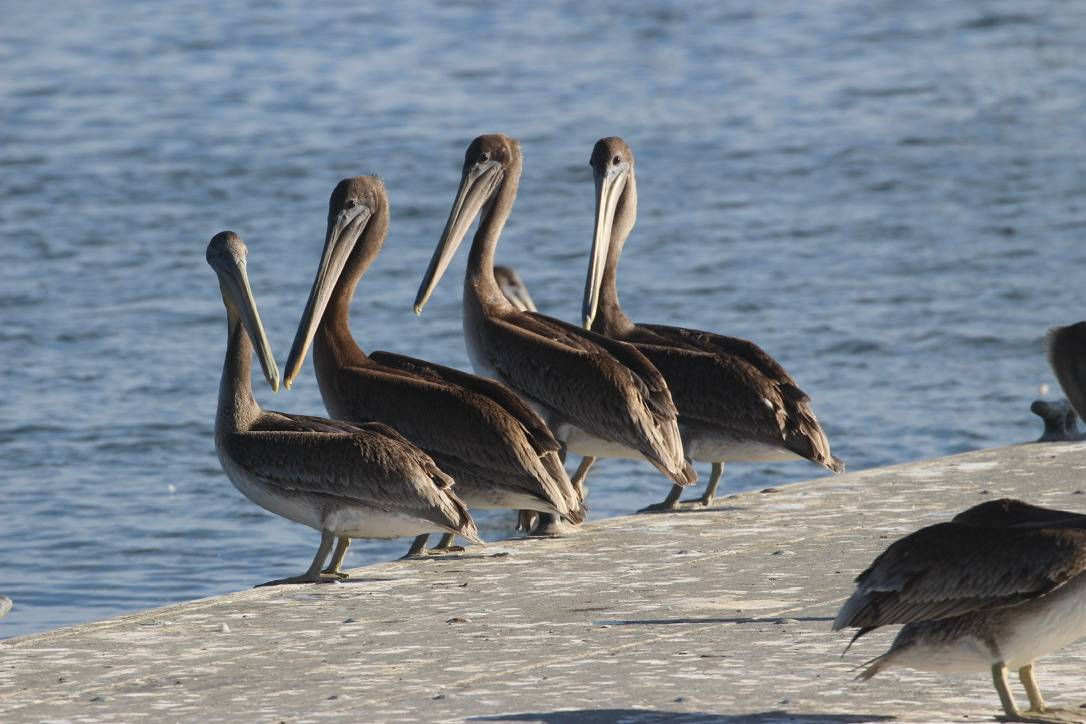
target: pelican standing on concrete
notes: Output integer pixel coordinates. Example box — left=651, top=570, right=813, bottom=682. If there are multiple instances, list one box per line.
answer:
left=282, top=177, right=582, bottom=552
left=415, top=134, right=695, bottom=533
left=835, top=498, right=1086, bottom=723
left=208, top=231, right=480, bottom=583
left=583, top=137, right=842, bottom=511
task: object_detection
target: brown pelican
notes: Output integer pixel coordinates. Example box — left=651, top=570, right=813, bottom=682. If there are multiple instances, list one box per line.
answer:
left=207, top=231, right=480, bottom=584
left=282, top=177, right=582, bottom=553
left=834, top=498, right=1086, bottom=723
left=494, top=265, right=538, bottom=312
left=414, top=134, right=695, bottom=532
left=582, top=136, right=842, bottom=511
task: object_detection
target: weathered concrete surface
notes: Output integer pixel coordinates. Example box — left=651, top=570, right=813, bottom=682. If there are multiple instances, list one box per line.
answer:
left=4, top=443, right=1086, bottom=723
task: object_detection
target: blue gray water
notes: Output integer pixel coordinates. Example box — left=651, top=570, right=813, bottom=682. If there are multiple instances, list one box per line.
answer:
left=3, top=0, right=1086, bottom=639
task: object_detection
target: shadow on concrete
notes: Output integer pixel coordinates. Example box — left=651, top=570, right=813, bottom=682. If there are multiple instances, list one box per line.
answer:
left=471, top=709, right=893, bottom=723
left=595, top=616, right=834, bottom=626
left=634, top=505, right=749, bottom=517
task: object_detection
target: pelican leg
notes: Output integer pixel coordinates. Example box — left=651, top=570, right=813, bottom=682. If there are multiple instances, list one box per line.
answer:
left=685, top=462, right=723, bottom=507
left=320, top=537, right=351, bottom=579
left=1021, top=665, right=1047, bottom=713
left=638, top=484, right=684, bottom=513
left=517, top=510, right=539, bottom=532
left=258, top=531, right=339, bottom=586
left=432, top=533, right=465, bottom=553
left=1020, top=664, right=1086, bottom=722
left=530, top=513, right=564, bottom=537
left=403, top=533, right=431, bottom=558
left=571, top=456, right=596, bottom=499
left=992, top=662, right=1077, bottom=723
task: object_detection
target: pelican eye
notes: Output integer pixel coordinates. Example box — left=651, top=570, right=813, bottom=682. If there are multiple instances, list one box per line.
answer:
left=479, top=152, right=491, bottom=163
left=612, top=155, right=622, bottom=166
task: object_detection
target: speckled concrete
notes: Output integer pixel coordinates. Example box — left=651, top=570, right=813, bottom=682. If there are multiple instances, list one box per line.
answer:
left=4, top=443, right=1086, bottom=723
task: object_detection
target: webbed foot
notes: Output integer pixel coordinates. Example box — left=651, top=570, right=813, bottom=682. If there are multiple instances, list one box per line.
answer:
left=319, top=567, right=350, bottom=579
left=529, top=513, right=564, bottom=537
left=638, top=500, right=682, bottom=513
left=256, top=572, right=342, bottom=587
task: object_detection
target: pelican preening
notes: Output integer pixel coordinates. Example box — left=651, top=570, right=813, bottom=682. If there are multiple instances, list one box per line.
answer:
left=415, top=134, right=696, bottom=532
left=835, top=499, right=1086, bottom=723
left=575, top=136, right=843, bottom=510
left=282, top=177, right=582, bottom=554
left=208, top=232, right=480, bottom=584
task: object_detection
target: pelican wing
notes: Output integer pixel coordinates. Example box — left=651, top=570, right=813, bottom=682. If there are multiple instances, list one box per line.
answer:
left=639, top=323, right=805, bottom=400
left=525, top=312, right=679, bottom=421
left=480, top=312, right=691, bottom=484
left=328, top=362, right=569, bottom=490
left=222, top=424, right=474, bottom=537
left=635, top=323, right=840, bottom=471
left=630, top=341, right=791, bottom=438
left=833, top=520, right=1086, bottom=631
left=368, top=350, right=560, bottom=454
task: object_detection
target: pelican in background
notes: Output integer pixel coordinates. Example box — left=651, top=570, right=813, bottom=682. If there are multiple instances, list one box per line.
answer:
left=494, top=265, right=538, bottom=312
left=207, top=231, right=479, bottom=584
left=1031, top=399, right=1085, bottom=442
left=835, top=498, right=1086, bottom=723
left=583, top=137, right=842, bottom=511
left=282, top=177, right=582, bottom=552
left=415, top=134, right=696, bottom=534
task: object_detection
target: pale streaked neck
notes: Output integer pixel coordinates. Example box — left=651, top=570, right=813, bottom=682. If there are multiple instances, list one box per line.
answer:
left=593, top=172, right=637, bottom=337
left=467, top=169, right=521, bottom=313
left=216, top=312, right=261, bottom=437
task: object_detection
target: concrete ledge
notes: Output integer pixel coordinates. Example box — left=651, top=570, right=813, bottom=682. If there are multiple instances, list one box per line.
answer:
left=4, top=443, right=1086, bottom=723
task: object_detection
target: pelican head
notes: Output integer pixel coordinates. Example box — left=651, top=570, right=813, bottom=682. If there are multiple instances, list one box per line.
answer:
left=206, top=231, right=280, bottom=391
left=414, top=134, right=521, bottom=314
left=493, top=265, right=537, bottom=312
left=584, top=136, right=635, bottom=329
left=283, top=176, right=386, bottom=389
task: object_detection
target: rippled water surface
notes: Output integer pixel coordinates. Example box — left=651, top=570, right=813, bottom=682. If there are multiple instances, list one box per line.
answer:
left=3, top=1, right=1086, bottom=638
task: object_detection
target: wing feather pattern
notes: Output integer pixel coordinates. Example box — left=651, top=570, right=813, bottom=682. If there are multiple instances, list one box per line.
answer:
left=834, top=510, right=1086, bottom=633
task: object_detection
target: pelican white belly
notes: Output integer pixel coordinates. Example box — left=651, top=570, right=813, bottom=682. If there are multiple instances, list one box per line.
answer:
left=1002, top=573, right=1086, bottom=668
left=323, top=507, right=450, bottom=539
left=683, top=433, right=803, bottom=464
left=554, top=422, right=648, bottom=460
left=218, top=449, right=323, bottom=530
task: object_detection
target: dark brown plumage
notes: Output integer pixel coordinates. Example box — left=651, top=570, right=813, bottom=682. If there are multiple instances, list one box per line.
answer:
left=582, top=136, right=841, bottom=511
left=282, top=177, right=582, bottom=555
left=207, top=232, right=479, bottom=585
left=834, top=498, right=1086, bottom=721
left=414, top=134, right=694, bottom=508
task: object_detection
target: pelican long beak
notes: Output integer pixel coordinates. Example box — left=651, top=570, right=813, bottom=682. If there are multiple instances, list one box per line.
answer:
left=584, top=166, right=627, bottom=329
left=414, top=160, right=503, bottom=314
left=282, top=203, right=373, bottom=388
left=219, top=258, right=280, bottom=392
